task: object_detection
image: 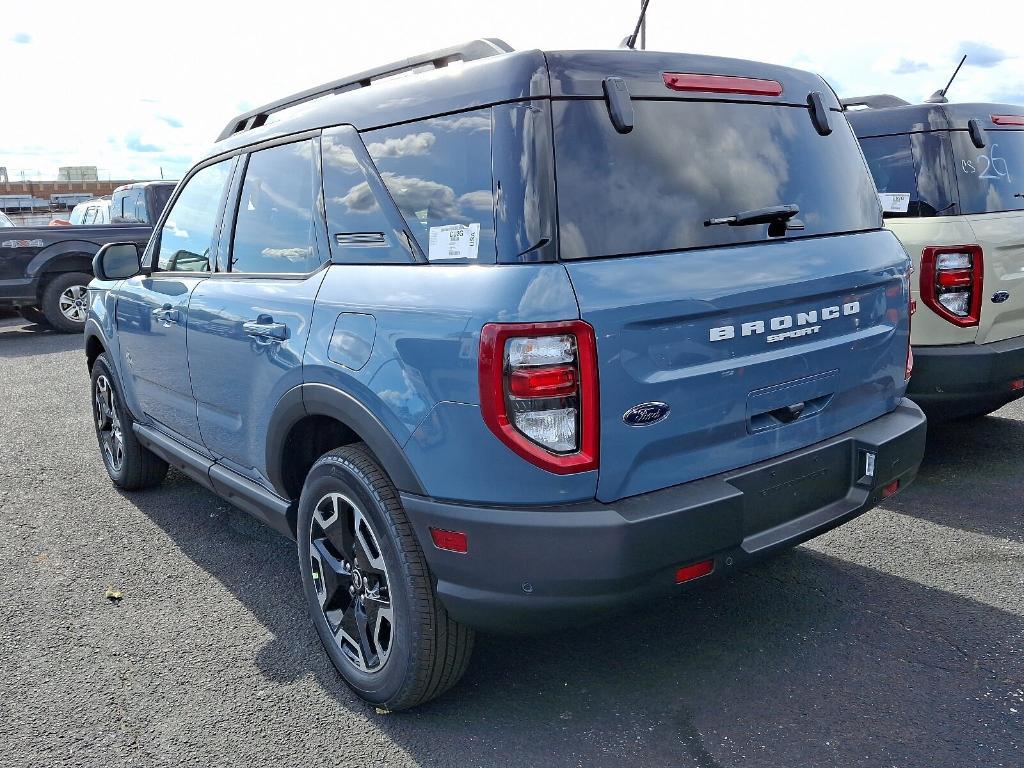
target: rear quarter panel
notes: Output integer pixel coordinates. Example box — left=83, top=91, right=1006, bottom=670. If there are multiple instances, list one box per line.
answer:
left=962, top=210, right=1024, bottom=344
left=303, top=262, right=599, bottom=505
left=885, top=216, right=981, bottom=345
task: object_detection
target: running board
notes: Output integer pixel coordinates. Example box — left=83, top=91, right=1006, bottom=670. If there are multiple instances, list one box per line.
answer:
left=133, top=423, right=296, bottom=539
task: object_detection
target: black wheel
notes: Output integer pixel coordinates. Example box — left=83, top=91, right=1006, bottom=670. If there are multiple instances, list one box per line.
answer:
left=91, top=354, right=168, bottom=490
left=18, top=305, right=50, bottom=327
left=40, top=271, right=92, bottom=333
left=297, top=444, right=474, bottom=711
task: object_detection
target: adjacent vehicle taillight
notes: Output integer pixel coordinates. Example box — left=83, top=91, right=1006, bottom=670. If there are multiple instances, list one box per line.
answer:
left=479, top=321, right=599, bottom=474
left=920, top=246, right=983, bottom=327
left=906, top=277, right=915, bottom=382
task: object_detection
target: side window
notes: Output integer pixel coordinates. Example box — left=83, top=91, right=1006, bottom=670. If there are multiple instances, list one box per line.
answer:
left=859, top=135, right=918, bottom=218
left=230, top=139, right=319, bottom=274
left=363, top=108, right=496, bottom=262
left=83, top=206, right=96, bottom=225
left=136, top=194, right=147, bottom=223
left=157, top=160, right=232, bottom=272
left=322, top=127, right=412, bottom=264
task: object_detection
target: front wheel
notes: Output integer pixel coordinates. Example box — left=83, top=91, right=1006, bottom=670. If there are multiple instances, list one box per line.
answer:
left=91, top=355, right=169, bottom=490
left=297, top=445, right=474, bottom=711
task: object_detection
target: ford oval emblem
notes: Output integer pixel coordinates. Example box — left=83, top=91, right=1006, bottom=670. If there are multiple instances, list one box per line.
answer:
left=992, top=291, right=1011, bottom=304
left=623, top=402, right=670, bottom=427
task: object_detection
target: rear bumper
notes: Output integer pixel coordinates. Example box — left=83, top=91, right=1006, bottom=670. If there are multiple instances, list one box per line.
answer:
left=908, top=337, right=1024, bottom=416
left=402, top=399, right=927, bottom=633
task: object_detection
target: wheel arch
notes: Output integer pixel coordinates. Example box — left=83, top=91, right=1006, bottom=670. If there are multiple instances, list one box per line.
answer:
left=26, top=241, right=99, bottom=281
left=267, top=383, right=426, bottom=502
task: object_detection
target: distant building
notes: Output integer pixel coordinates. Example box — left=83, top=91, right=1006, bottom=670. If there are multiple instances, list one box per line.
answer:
left=58, top=165, right=100, bottom=182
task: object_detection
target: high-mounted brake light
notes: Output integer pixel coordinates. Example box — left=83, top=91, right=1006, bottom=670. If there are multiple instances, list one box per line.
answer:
left=991, top=114, right=1024, bottom=126
left=920, top=246, right=983, bottom=327
left=663, top=72, right=783, bottom=97
left=479, top=321, right=599, bottom=474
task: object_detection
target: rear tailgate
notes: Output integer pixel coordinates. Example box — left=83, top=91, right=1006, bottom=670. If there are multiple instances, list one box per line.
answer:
left=566, top=231, right=910, bottom=501
left=548, top=53, right=910, bottom=502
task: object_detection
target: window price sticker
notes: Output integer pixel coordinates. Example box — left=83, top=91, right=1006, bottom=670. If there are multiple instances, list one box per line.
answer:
left=878, top=192, right=910, bottom=213
left=428, top=223, right=480, bottom=261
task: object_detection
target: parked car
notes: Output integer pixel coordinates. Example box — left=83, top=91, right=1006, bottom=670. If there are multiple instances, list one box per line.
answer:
left=0, top=215, right=151, bottom=331
left=69, top=198, right=111, bottom=226
left=110, top=181, right=177, bottom=225
left=85, top=39, right=927, bottom=710
left=847, top=98, right=1024, bottom=418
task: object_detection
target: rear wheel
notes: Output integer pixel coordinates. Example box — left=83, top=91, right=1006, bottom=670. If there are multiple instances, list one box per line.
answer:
left=91, top=355, right=168, bottom=490
left=17, top=305, right=50, bottom=327
left=40, top=271, right=92, bottom=333
left=297, top=444, right=474, bottom=711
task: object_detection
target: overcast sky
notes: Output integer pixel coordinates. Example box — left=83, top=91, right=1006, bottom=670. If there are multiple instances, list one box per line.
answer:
left=3, top=0, right=1022, bottom=181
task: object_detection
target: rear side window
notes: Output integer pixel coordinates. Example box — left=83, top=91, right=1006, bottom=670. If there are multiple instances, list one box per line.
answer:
left=951, top=130, right=1024, bottom=215
left=231, top=139, right=320, bottom=274
left=859, top=133, right=956, bottom=217
left=363, top=109, right=496, bottom=262
left=552, top=100, right=881, bottom=259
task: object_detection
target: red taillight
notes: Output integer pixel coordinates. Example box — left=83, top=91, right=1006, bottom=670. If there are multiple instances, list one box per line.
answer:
left=509, top=364, right=577, bottom=399
left=662, top=72, right=783, bottom=97
left=991, top=114, right=1024, bottom=126
left=920, top=246, right=983, bottom=327
left=675, top=559, right=715, bottom=584
left=479, top=320, right=599, bottom=474
left=430, top=528, right=468, bottom=554
left=906, top=279, right=915, bottom=382
left=882, top=480, right=900, bottom=499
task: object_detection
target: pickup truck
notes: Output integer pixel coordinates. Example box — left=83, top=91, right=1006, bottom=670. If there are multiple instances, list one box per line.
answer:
left=1, top=223, right=153, bottom=331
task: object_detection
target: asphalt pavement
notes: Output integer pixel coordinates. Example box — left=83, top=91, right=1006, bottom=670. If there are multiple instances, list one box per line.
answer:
left=1, top=316, right=1021, bottom=768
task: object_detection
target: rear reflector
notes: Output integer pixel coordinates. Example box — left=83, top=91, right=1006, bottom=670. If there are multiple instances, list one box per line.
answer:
left=663, top=72, right=783, bottom=97
left=430, top=528, right=468, bottom=554
left=991, top=114, right=1024, bottom=126
left=675, top=559, right=715, bottom=584
left=882, top=480, right=900, bottom=499
left=1012, top=379, right=1024, bottom=391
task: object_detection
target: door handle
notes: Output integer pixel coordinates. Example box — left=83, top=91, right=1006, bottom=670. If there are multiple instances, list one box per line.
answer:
left=152, top=303, right=180, bottom=325
left=243, top=314, right=289, bottom=342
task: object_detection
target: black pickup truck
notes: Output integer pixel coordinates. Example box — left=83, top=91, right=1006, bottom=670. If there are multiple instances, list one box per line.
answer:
left=0, top=222, right=152, bottom=332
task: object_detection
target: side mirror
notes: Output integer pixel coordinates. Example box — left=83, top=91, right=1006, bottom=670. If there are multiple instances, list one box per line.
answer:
left=93, top=242, right=142, bottom=281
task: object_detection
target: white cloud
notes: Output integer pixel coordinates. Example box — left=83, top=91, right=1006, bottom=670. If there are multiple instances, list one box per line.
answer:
left=1, top=0, right=1022, bottom=181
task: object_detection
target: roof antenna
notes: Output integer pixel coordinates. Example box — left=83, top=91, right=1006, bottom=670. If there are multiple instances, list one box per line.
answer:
left=925, top=54, right=966, bottom=104
left=621, top=0, right=651, bottom=50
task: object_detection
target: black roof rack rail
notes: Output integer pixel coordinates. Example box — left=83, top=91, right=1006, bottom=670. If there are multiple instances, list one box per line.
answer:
left=216, top=38, right=515, bottom=142
left=840, top=94, right=911, bottom=110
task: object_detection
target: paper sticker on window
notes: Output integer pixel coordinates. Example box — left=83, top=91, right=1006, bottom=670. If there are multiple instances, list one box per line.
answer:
left=878, top=193, right=910, bottom=214
left=428, top=223, right=480, bottom=261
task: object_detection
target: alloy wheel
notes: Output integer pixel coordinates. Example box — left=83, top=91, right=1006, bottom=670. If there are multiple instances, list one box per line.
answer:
left=58, top=284, right=88, bottom=323
left=308, top=492, right=394, bottom=673
left=94, top=374, right=125, bottom=473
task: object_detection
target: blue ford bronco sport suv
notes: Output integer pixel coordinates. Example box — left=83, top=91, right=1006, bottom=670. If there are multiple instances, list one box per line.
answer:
left=85, top=39, right=927, bottom=710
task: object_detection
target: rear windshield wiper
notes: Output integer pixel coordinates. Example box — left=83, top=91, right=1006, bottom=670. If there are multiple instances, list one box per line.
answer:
left=705, top=204, right=804, bottom=232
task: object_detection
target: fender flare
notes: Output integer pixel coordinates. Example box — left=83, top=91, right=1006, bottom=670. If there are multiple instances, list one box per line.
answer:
left=26, top=239, right=101, bottom=278
left=265, top=383, right=426, bottom=498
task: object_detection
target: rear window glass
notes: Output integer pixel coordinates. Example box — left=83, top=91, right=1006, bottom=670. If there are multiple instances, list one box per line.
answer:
left=859, top=133, right=956, bottom=217
left=553, top=100, right=881, bottom=259
left=363, top=109, right=496, bottom=262
left=951, top=130, right=1024, bottom=215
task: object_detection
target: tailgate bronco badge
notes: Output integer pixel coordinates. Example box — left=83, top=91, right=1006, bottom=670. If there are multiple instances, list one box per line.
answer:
left=623, top=402, right=670, bottom=426
left=709, top=301, right=861, bottom=344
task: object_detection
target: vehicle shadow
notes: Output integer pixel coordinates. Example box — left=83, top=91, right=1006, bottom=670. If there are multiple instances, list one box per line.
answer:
left=887, top=407, right=1024, bottom=543
left=124, top=471, right=1022, bottom=768
left=0, top=318, right=83, bottom=358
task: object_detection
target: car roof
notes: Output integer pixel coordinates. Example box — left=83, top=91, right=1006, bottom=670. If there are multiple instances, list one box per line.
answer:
left=847, top=101, right=1024, bottom=137
left=207, top=44, right=838, bottom=160
left=113, top=181, right=177, bottom=193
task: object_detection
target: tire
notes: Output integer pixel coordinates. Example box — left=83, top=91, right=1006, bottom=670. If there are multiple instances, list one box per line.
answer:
left=18, top=305, right=50, bottom=327
left=297, top=444, right=474, bottom=711
left=40, top=271, right=92, bottom=333
left=90, top=355, right=169, bottom=490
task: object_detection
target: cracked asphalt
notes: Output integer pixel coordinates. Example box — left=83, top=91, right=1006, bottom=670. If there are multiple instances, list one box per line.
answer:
left=1, top=315, right=1021, bottom=768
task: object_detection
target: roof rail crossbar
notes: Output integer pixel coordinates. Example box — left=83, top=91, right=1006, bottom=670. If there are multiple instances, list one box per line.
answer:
left=216, top=38, right=515, bottom=142
left=840, top=94, right=911, bottom=110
